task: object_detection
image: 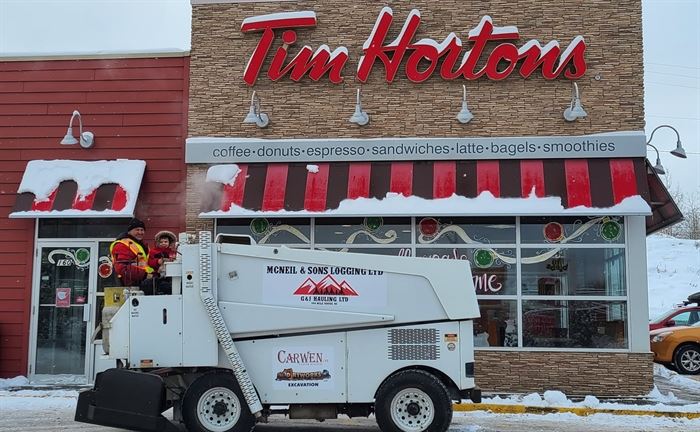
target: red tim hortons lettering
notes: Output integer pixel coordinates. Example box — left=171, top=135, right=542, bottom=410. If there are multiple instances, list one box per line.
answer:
left=241, top=11, right=348, bottom=85
left=268, top=30, right=348, bottom=83
left=357, top=7, right=421, bottom=83
left=241, top=8, right=587, bottom=85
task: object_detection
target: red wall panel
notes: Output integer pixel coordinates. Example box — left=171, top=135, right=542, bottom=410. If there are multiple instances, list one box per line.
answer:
left=0, top=56, right=189, bottom=378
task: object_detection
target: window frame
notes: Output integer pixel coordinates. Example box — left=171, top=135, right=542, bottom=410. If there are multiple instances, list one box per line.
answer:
left=214, top=215, right=631, bottom=352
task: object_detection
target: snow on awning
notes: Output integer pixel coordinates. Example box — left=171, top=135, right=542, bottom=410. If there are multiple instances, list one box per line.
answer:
left=10, top=159, right=146, bottom=218
left=199, top=158, right=655, bottom=220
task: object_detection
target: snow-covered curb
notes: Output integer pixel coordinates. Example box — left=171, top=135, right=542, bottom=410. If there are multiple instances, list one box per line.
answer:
left=454, top=365, right=700, bottom=414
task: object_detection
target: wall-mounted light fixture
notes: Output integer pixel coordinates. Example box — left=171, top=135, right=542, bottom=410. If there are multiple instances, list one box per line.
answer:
left=646, top=143, right=666, bottom=175
left=646, top=124, right=687, bottom=175
left=563, top=82, right=587, bottom=122
left=647, top=124, right=687, bottom=159
left=456, top=84, right=474, bottom=124
left=243, top=91, right=269, bottom=128
left=349, top=88, right=369, bottom=126
left=60, top=110, right=95, bottom=149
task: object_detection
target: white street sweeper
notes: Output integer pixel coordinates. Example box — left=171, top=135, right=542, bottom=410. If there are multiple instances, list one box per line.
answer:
left=75, top=232, right=481, bottom=432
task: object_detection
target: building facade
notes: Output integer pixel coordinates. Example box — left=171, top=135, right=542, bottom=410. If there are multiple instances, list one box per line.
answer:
left=185, top=0, right=679, bottom=396
left=0, top=0, right=682, bottom=396
left=0, top=55, right=189, bottom=382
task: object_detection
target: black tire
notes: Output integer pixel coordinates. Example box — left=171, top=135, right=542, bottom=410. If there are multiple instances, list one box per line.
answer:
left=182, top=371, right=256, bottom=432
left=375, top=370, right=452, bottom=432
left=674, top=345, right=700, bottom=375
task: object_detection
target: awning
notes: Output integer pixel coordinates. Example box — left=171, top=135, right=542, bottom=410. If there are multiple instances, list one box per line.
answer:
left=10, top=160, right=146, bottom=218
left=645, top=161, right=683, bottom=234
left=198, top=158, right=672, bottom=222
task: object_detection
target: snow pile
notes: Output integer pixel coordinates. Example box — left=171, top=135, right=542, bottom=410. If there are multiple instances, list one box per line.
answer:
left=647, top=235, right=700, bottom=320
left=475, top=387, right=700, bottom=413
left=206, top=164, right=241, bottom=185
left=646, top=386, right=680, bottom=404
left=0, top=389, right=80, bottom=411
left=653, top=363, right=700, bottom=394
left=1, top=376, right=81, bottom=411
left=0, top=376, right=29, bottom=389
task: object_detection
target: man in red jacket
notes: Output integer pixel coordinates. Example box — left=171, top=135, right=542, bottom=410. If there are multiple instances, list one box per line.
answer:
left=110, top=218, right=154, bottom=290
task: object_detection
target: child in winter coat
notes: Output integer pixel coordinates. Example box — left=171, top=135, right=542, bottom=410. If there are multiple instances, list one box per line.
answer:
left=147, top=231, right=178, bottom=275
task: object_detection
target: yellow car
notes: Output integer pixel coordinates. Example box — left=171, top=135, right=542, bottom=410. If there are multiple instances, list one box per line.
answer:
left=650, top=322, right=700, bottom=374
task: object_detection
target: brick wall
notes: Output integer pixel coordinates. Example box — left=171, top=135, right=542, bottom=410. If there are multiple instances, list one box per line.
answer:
left=187, top=0, right=651, bottom=396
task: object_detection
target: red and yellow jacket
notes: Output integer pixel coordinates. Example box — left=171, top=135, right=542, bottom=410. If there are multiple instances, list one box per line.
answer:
left=110, top=235, right=154, bottom=286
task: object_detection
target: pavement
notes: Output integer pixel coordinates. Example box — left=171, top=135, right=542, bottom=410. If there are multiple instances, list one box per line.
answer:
left=654, top=369, right=700, bottom=403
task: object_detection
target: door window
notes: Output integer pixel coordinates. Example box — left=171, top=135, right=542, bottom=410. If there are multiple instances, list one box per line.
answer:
left=34, top=246, right=92, bottom=376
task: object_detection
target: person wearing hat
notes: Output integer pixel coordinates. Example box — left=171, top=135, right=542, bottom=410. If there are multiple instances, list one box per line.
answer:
left=148, top=230, right=178, bottom=274
left=110, top=218, right=154, bottom=290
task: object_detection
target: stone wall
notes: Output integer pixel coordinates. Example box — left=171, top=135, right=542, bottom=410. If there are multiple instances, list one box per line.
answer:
left=476, top=351, right=654, bottom=396
left=188, top=0, right=644, bottom=139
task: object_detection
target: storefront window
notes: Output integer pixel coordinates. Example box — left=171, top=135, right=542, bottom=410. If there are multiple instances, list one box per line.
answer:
left=416, top=217, right=515, bottom=245
left=39, top=218, right=130, bottom=238
left=522, top=300, right=628, bottom=348
left=212, top=215, right=631, bottom=351
left=473, top=300, right=518, bottom=348
left=416, top=248, right=516, bottom=295
left=521, top=216, right=625, bottom=244
left=217, top=218, right=311, bottom=245
left=521, top=248, right=626, bottom=296
left=314, top=217, right=411, bottom=245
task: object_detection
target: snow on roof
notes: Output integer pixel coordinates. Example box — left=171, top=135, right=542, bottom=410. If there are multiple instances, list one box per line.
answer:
left=201, top=191, right=651, bottom=218
left=206, top=164, right=241, bottom=185
left=11, top=159, right=146, bottom=218
left=19, top=160, right=144, bottom=200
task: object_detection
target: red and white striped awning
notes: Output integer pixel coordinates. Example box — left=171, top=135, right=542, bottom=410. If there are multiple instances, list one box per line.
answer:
left=199, top=158, right=671, bottom=221
left=10, top=160, right=145, bottom=218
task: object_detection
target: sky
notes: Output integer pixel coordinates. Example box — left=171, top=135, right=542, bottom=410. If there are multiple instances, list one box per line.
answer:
left=642, top=0, right=700, bottom=197
left=0, top=0, right=697, bottom=196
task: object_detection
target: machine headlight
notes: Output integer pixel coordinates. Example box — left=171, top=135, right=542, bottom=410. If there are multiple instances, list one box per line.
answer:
left=651, top=333, right=671, bottom=343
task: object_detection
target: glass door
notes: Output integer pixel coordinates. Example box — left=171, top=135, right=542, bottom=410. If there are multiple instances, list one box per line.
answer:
left=30, top=242, right=95, bottom=384
left=90, top=241, right=123, bottom=380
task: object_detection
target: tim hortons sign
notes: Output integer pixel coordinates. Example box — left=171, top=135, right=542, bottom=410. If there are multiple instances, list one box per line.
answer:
left=241, top=7, right=587, bottom=85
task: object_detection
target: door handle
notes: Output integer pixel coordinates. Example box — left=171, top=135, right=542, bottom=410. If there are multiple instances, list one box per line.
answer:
left=83, top=304, right=91, bottom=322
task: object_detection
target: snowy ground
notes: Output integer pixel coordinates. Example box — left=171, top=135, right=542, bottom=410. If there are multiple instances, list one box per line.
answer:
left=3, top=367, right=700, bottom=432
left=0, top=404, right=698, bottom=432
